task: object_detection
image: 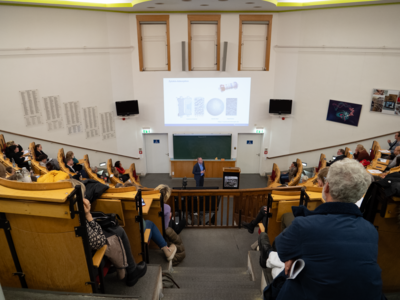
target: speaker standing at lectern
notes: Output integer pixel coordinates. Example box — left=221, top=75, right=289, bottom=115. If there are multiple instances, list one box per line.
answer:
left=192, top=157, right=206, bottom=187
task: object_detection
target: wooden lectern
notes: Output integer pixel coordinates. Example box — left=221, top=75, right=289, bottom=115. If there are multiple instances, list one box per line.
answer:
left=222, top=167, right=241, bottom=189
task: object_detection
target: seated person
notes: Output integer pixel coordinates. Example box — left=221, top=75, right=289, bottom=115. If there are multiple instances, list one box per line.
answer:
left=263, top=159, right=384, bottom=300
left=90, top=166, right=102, bottom=179
left=326, top=148, right=346, bottom=166
left=37, top=154, right=48, bottom=167
left=386, top=146, right=400, bottom=170
left=66, top=151, right=83, bottom=171
left=155, top=184, right=186, bottom=235
left=34, top=144, right=47, bottom=159
left=83, top=198, right=147, bottom=287
left=244, top=167, right=330, bottom=234
left=5, top=141, right=28, bottom=159
left=387, top=131, right=400, bottom=158
left=66, top=157, right=88, bottom=180
left=115, top=161, right=130, bottom=182
left=280, top=162, right=297, bottom=184
left=46, top=162, right=54, bottom=172
left=300, top=175, right=308, bottom=183
left=315, top=167, right=329, bottom=186
left=8, top=145, right=31, bottom=170
left=353, top=144, right=370, bottom=162
left=113, top=183, right=177, bottom=260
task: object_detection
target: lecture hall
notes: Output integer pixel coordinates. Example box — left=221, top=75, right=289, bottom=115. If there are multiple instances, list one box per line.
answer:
left=0, top=0, right=400, bottom=299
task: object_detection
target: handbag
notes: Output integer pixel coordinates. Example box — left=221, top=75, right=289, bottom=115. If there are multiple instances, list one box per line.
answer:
left=91, top=211, right=121, bottom=229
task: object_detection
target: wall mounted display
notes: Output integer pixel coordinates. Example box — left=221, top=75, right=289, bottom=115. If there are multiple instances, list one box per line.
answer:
left=20, top=89, right=43, bottom=127
left=43, top=95, right=64, bottom=131
left=370, top=89, right=400, bottom=116
left=326, top=100, right=362, bottom=127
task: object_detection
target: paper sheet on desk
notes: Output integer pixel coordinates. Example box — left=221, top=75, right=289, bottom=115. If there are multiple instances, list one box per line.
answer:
left=24, top=150, right=29, bottom=154
left=379, top=150, right=391, bottom=154
left=24, top=157, right=29, bottom=161
left=368, top=169, right=382, bottom=174
left=378, top=159, right=387, bottom=163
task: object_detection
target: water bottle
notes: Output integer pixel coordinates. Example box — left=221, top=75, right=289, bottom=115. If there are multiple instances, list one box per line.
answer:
left=12, top=158, right=16, bottom=168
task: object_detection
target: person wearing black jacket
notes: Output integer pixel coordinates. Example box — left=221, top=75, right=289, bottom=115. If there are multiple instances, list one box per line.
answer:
left=66, top=158, right=88, bottom=180
left=5, top=141, right=24, bottom=159
left=192, top=157, right=206, bottom=187
left=34, top=144, right=47, bottom=160
left=9, top=145, right=31, bottom=170
left=326, top=149, right=346, bottom=166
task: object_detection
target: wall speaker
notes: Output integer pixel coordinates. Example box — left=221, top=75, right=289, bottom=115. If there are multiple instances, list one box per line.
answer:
left=182, top=41, right=186, bottom=71
left=222, top=41, right=228, bottom=71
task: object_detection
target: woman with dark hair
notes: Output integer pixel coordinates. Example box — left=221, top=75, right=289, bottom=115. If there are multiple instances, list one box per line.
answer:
left=5, top=141, right=26, bottom=159
left=46, top=162, right=54, bottom=172
left=115, top=161, right=130, bottom=182
left=35, top=144, right=47, bottom=159
left=9, top=145, right=31, bottom=170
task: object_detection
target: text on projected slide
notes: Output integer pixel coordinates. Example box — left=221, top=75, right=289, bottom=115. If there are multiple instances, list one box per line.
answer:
left=163, top=78, right=251, bottom=126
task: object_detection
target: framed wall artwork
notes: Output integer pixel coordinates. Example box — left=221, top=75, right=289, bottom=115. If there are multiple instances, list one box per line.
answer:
left=370, top=89, right=400, bottom=116
left=326, top=100, right=362, bottom=127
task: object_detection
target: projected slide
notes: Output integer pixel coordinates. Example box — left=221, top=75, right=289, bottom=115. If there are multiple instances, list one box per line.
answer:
left=164, top=78, right=251, bottom=126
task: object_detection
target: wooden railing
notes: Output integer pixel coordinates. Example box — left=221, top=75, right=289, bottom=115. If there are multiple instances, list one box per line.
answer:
left=267, top=131, right=396, bottom=159
left=0, top=129, right=139, bottom=160
left=167, top=186, right=303, bottom=228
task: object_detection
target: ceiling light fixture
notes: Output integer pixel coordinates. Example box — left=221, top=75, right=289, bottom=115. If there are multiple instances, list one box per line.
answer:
left=155, top=2, right=163, bottom=4
left=254, top=6, right=261, bottom=8
left=147, top=6, right=155, bottom=8
left=200, top=4, right=209, bottom=6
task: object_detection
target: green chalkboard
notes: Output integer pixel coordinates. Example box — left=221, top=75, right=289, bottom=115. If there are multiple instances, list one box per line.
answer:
left=173, top=135, right=231, bottom=159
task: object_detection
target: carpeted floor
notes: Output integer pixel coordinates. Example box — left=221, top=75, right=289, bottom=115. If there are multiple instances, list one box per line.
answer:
left=148, top=228, right=258, bottom=269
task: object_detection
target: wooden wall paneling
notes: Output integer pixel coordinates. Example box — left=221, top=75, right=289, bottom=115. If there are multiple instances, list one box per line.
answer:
left=0, top=177, right=72, bottom=191
left=0, top=229, right=21, bottom=288
left=122, top=209, right=143, bottom=263
left=7, top=214, right=92, bottom=293
left=92, top=199, right=125, bottom=227
left=145, top=198, right=163, bottom=249
left=0, top=199, right=71, bottom=219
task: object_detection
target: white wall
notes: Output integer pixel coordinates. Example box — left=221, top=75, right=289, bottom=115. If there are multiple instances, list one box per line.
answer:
left=0, top=5, right=399, bottom=175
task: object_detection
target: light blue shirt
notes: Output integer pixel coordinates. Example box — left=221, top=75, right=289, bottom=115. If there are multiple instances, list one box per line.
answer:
left=199, top=163, right=204, bottom=176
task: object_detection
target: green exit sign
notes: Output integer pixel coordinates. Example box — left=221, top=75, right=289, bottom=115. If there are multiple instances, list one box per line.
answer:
left=256, top=129, right=264, bottom=133
left=142, top=129, right=151, bottom=133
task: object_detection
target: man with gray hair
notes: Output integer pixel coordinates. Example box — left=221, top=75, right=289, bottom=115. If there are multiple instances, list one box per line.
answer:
left=267, top=158, right=385, bottom=300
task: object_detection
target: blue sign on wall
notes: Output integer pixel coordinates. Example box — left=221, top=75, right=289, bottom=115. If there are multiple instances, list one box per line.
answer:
left=246, top=140, right=253, bottom=145
left=153, top=139, right=160, bottom=144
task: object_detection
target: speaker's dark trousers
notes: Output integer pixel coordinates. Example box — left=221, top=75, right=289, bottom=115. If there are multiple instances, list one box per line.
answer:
left=196, top=176, right=204, bottom=187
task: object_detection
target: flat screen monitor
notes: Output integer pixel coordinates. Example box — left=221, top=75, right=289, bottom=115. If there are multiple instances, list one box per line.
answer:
left=116, top=100, right=139, bottom=116
left=269, top=99, right=292, bottom=114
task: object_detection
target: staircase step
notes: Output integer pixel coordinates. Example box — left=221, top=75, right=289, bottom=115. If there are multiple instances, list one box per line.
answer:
left=162, top=288, right=262, bottom=300
left=172, top=271, right=252, bottom=284
left=170, top=278, right=257, bottom=290
left=172, top=267, right=249, bottom=276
